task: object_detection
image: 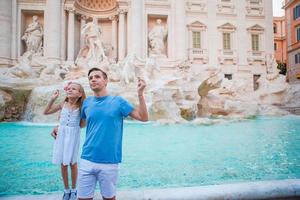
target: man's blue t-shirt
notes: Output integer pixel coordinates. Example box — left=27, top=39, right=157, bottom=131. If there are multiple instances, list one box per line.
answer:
left=80, top=95, right=134, bottom=164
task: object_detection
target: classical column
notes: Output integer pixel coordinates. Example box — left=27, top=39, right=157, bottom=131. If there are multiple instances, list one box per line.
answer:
left=60, top=5, right=66, bottom=60
left=236, top=0, right=248, bottom=66
left=109, top=15, right=118, bottom=60
left=0, top=0, right=12, bottom=65
left=118, top=9, right=126, bottom=60
left=44, top=0, right=62, bottom=62
left=265, top=0, right=274, bottom=55
left=11, top=0, right=17, bottom=63
left=207, top=0, right=218, bottom=68
left=129, top=0, right=143, bottom=58
left=67, top=8, right=75, bottom=62
left=188, top=28, right=193, bottom=60
left=80, top=15, right=87, bottom=49
left=174, top=0, right=186, bottom=60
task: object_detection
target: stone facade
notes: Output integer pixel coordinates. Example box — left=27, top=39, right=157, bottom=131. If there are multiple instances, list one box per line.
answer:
left=273, top=16, right=286, bottom=64
left=283, top=0, right=300, bottom=83
left=0, top=0, right=274, bottom=91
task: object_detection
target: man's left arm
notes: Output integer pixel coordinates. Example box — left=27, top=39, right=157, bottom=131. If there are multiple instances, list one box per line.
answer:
left=129, top=78, right=149, bottom=122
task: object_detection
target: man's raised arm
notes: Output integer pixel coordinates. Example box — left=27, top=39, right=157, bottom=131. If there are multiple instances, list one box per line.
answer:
left=129, top=78, right=148, bottom=122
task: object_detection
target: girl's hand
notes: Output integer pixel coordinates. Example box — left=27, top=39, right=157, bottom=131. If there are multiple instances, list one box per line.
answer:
left=51, top=126, right=58, bottom=139
left=51, top=90, right=59, bottom=100
left=64, top=81, right=72, bottom=91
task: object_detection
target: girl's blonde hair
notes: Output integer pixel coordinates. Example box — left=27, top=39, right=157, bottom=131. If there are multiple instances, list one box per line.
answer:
left=64, top=82, right=86, bottom=110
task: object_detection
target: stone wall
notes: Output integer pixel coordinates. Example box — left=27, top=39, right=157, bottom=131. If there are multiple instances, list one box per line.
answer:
left=0, top=88, right=31, bottom=121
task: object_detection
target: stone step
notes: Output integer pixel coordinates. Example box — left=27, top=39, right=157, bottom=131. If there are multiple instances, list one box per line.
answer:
left=1, top=179, right=300, bottom=200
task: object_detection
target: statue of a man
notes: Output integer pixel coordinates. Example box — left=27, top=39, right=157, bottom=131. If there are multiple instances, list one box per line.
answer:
left=148, top=19, right=168, bottom=56
left=21, top=15, right=43, bottom=55
left=76, top=18, right=106, bottom=68
left=265, top=53, right=280, bottom=75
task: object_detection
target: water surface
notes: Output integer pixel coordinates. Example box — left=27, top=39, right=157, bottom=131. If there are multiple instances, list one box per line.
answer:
left=0, top=116, right=300, bottom=196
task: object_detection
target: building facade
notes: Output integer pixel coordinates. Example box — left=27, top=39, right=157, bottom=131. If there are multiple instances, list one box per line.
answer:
left=284, top=0, right=300, bottom=83
left=0, top=0, right=274, bottom=90
left=273, top=16, right=286, bottom=64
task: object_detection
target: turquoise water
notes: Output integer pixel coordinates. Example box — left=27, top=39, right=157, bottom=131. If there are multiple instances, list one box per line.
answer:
left=0, top=116, right=300, bottom=196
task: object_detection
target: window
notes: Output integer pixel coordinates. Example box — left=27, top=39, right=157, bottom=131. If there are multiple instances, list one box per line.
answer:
left=253, top=74, right=260, bottom=91
left=251, top=34, right=259, bottom=51
left=224, top=74, right=232, bottom=80
left=192, top=31, right=201, bottom=48
left=294, top=4, right=300, bottom=20
left=273, top=23, right=277, bottom=33
left=274, top=43, right=277, bottom=50
left=297, top=27, right=300, bottom=42
left=295, top=53, right=300, bottom=64
left=250, top=0, right=260, bottom=5
left=223, top=32, right=231, bottom=50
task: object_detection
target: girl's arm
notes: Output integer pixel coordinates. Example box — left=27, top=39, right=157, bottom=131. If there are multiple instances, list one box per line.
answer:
left=43, top=90, right=63, bottom=115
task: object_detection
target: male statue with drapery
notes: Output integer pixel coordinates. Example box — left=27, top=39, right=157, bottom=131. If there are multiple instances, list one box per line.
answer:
left=76, top=18, right=107, bottom=69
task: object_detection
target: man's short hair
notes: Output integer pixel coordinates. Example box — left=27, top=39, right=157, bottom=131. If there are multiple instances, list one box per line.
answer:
left=88, top=67, right=108, bottom=79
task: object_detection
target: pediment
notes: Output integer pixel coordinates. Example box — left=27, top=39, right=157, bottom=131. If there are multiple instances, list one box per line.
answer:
left=247, top=24, right=264, bottom=31
left=187, top=21, right=207, bottom=29
left=190, top=21, right=206, bottom=28
left=217, top=23, right=236, bottom=30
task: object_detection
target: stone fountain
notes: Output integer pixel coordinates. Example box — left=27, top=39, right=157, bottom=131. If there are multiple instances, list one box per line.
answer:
left=0, top=17, right=297, bottom=123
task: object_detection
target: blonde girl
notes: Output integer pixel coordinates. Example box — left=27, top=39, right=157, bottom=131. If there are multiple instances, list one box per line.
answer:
left=44, top=82, right=86, bottom=200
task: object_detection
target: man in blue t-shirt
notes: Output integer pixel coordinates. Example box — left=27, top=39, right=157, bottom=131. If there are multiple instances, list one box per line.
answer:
left=77, top=67, right=148, bottom=200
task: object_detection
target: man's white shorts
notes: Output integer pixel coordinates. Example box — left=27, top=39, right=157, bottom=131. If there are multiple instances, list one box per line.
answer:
left=77, top=159, right=119, bottom=199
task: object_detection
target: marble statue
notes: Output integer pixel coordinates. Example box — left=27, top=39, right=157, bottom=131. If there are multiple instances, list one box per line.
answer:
left=120, top=54, right=136, bottom=84
left=265, top=53, right=281, bottom=81
left=148, top=19, right=168, bottom=56
left=21, top=16, right=43, bottom=55
left=76, top=18, right=106, bottom=69
left=4, top=52, right=36, bottom=79
left=39, top=63, right=69, bottom=81
left=178, top=60, right=192, bottom=81
left=144, top=57, right=160, bottom=81
left=266, top=54, right=275, bottom=74
left=108, top=60, right=121, bottom=82
left=198, top=72, right=223, bottom=97
left=218, top=78, right=235, bottom=96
